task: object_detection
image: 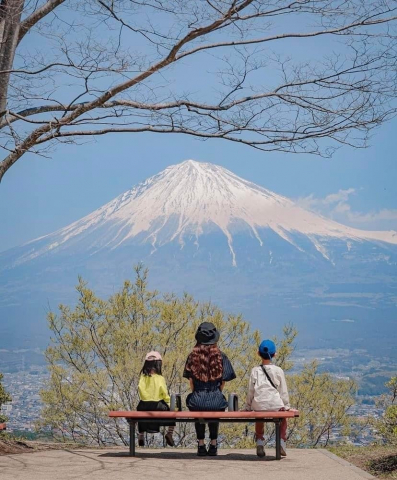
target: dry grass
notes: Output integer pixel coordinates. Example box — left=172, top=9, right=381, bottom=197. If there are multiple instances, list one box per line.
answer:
left=329, top=445, right=397, bottom=479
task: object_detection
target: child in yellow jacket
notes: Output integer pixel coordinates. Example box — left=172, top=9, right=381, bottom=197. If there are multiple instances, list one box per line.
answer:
left=137, top=351, right=175, bottom=447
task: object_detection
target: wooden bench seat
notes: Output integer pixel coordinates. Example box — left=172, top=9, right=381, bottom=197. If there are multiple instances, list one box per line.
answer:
left=109, top=410, right=299, bottom=459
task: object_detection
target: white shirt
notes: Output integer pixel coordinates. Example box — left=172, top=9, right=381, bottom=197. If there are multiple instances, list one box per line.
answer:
left=245, top=364, right=290, bottom=411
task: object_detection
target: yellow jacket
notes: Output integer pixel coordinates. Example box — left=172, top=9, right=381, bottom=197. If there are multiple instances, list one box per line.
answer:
left=138, top=374, right=171, bottom=406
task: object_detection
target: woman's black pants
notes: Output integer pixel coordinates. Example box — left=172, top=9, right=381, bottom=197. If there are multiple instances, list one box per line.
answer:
left=195, top=422, right=219, bottom=440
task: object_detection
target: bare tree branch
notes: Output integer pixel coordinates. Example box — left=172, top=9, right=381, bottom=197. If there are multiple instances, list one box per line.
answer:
left=0, top=0, right=396, bottom=181
left=18, top=0, right=66, bottom=44
left=177, top=15, right=397, bottom=60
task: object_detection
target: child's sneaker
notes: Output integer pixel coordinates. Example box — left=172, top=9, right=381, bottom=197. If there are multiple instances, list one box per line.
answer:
left=256, top=439, right=265, bottom=458
left=280, top=439, right=287, bottom=457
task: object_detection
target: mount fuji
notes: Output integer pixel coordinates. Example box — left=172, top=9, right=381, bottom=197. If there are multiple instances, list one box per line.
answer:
left=1, top=160, right=396, bottom=350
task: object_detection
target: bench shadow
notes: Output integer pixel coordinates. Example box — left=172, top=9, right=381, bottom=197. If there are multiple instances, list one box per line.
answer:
left=99, top=451, right=280, bottom=461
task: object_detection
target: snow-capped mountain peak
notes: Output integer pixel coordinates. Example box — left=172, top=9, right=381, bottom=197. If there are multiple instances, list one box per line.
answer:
left=16, top=159, right=397, bottom=266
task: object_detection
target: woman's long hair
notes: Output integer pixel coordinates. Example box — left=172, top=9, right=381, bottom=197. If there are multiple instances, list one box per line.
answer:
left=141, top=359, right=162, bottom=376
left=188, top=344, right=223, bottom=382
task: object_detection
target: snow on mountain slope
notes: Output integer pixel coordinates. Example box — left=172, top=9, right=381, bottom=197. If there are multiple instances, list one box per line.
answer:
left=12, top=160, right=397, bottom=267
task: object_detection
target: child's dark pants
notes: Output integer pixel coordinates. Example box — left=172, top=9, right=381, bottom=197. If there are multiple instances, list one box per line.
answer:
left=195, top=422, right=219, bottom=440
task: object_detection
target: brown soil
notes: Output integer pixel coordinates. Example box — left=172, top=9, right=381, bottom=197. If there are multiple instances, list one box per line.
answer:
left=0, top=437, right=84, bottom=456
left=0, top=438, right=35, bottom=455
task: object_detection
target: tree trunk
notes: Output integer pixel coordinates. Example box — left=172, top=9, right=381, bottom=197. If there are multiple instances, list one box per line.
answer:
left=0, top=0, right=24, bottom=115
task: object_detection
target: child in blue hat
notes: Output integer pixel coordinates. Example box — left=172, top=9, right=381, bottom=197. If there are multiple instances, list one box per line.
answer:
left=245, top=339, right=290, bottom=458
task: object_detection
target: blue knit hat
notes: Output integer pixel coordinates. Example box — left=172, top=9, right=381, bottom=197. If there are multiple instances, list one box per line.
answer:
left=259, top=339, right=276, bottom=360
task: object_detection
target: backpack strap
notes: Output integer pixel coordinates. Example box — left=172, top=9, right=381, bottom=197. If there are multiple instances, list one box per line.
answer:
left=261, top=365, right=278, bottom=390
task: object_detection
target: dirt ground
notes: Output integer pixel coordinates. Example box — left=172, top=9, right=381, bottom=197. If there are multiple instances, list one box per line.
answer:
left=0, top=438, right=35, bottom=455
left=0, top=437, right=82, bottom=456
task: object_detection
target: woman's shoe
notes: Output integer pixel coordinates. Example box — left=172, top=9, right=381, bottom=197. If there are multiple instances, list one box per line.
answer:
left=197, top=444, right=207, bottom=456
left=208, top=443, right=218, bottom=456
left=165, top=432, right=175, bottom=447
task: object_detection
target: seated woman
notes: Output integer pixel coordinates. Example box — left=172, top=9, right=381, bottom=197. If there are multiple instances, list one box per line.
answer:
left=183, top=322, right=236, bottom=456
left=137, top=351, right=175, bottom=447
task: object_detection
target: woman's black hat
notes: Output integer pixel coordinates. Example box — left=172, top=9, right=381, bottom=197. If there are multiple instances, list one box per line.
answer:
left=195, top=322, right=220, bottom=345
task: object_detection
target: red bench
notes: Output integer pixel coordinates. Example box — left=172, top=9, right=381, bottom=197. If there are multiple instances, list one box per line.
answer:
left=109, top=410, right=299, bottom=459
left=0, top=423, right=6, bottom=431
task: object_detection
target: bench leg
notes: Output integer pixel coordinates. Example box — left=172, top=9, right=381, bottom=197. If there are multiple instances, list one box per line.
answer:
left=129, top=421, right=136, bottom=456
left=275, top=420, right=281, bottom=460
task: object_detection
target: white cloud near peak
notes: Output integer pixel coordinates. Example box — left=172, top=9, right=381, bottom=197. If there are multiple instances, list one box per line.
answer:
left=295, top=189, right=397, bottom=231
left=298, top=188, right=357, bottom=210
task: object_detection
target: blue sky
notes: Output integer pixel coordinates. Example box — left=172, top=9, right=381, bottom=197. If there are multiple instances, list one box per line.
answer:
left=1, top=114, right=396, bottom=253
left=1, top=5, right=396, bottom=252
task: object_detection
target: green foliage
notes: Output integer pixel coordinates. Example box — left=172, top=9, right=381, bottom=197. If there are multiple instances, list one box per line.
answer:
left=40, top=266, right=356, bottom=448
left=0, top=372, right=12, bottom=423
left=273, top=324, right=297, bottom=372
left=287, top=362, right=357, bottom=447
left=6, top=430, right=53, bottom=441
left=375, top=377, right=397, bottom=445
left=40, top=265, right=260, bottom=445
